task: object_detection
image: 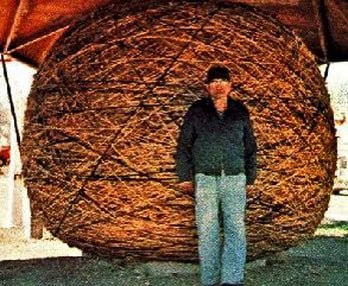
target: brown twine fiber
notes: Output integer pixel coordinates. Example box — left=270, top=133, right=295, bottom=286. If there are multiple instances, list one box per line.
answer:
left=21, top=0, right=336, bottom=261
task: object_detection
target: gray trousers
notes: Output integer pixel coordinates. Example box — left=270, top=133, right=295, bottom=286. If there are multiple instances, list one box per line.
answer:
left=195, top=172, right=247, bottom=285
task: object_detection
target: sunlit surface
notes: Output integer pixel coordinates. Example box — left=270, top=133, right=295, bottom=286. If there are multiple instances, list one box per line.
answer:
left=320, top=62, right=348, bottom=118
left=0, top=57, right=36, bottom=229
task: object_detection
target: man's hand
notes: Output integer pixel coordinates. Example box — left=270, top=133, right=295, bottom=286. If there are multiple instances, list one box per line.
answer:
left=176, top=181, right=194, bottom=192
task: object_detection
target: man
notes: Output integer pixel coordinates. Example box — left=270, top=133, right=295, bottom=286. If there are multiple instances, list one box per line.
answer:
left=176, top=63, right=257, bottom=286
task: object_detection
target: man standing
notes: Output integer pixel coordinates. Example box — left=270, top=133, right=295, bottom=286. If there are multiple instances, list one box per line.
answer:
left=176, top=64, right=257, bottom=286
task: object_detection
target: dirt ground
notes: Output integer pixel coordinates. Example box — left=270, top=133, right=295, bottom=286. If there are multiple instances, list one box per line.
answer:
left=0, top=194, right=347, bottom=286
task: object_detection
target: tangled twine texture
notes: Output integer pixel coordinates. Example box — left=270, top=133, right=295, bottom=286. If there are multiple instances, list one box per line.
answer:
left=21, top=0, right=336, bottom=260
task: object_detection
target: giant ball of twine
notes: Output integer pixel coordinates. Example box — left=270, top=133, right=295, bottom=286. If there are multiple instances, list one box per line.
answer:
left=21, top=0, right=336, bottom=260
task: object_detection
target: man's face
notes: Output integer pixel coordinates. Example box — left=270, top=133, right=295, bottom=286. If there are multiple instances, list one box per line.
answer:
left=207, top=78, right=232, bottom=100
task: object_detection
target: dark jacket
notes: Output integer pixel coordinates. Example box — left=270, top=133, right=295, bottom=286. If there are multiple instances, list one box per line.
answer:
left=175, top=96, right=257, bottom=185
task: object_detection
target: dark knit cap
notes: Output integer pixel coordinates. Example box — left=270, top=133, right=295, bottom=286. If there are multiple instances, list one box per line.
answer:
left=206, top=64, right=231, bottom=83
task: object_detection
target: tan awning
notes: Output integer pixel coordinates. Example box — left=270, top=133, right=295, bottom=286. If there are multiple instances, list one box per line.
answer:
left=0, top=0, right=347, bottom=66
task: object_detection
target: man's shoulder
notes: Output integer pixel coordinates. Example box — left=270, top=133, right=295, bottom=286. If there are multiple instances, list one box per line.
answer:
left=228, top=97, right=251, bottom=118
left=188, top=97, right=211, bottom=111
left=229, top=97, right=247, bottom=108
left=192, top=97, right=210, bottom=106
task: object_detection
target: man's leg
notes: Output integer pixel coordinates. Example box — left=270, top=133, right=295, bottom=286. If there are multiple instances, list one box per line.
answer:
left=219, top=172, right=247, bottom=285
left=195, top=173, right=221, bottom=286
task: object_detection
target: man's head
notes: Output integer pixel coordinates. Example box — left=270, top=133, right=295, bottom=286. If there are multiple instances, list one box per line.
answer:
left=206, top=63, right=231, bottom=83
left=205, top=63, right=232, bottom=100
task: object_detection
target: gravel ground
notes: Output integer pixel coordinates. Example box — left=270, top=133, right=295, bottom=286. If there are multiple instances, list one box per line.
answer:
left=0, top=194, right=347, bottom=286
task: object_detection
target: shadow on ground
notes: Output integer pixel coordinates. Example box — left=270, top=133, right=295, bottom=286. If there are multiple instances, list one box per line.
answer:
left=1, top=234, right=348, bottom=286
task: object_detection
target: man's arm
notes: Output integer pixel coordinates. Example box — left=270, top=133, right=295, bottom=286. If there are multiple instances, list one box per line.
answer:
left=175, top=107, right=196, bottom=183
left=244, top=112, right=257, bottom=185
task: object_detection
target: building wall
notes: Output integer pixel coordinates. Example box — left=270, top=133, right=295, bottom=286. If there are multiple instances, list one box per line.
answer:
left=336, top=118, right=348, bottom=180
left=0, top=59, right=35, bottom=239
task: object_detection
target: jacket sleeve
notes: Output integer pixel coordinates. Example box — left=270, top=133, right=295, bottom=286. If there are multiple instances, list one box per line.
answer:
left=243, top=111, right=257, bottom=185
left=175, top=108, right=196, bottom=182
